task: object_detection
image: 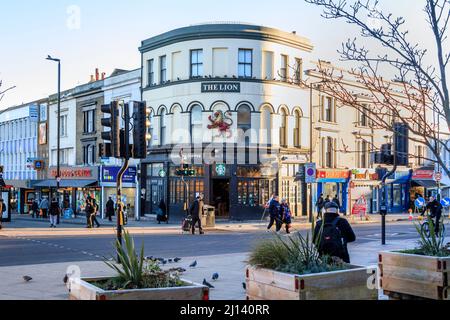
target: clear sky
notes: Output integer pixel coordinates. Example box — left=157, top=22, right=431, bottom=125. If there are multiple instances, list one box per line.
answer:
left=0, top=0, right=434, bottom=109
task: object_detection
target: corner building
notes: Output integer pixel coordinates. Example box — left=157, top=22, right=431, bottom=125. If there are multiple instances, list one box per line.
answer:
left=139, top=23, right=313, bottom=220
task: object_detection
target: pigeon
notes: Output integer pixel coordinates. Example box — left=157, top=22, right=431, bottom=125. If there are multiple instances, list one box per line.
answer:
left=63, top=274, right=69, bottom=284
left=203, top=279, right=215, bottom=289
left=161, top=260, right=168, bottom=265
left=168, top=259, right=173, bottom=263
left=242, top=282, right=247, bottom=290
left=212, top=273, right=219, bottom=281
left=189, top=261, right=197, bottom=268
left=23, top=276, right=33, bottom=282
left=174, top=257, right=181, bottom=263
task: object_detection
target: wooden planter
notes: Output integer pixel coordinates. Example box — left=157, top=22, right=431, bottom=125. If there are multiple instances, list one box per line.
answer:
left=246, top=265, right=378, bottom=300
left=68, top=276, right=209, bottom=301
left=379, top=251, right=450, bottom=300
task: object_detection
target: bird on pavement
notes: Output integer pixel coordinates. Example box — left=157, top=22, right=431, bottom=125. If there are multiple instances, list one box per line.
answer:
left=189, top=261, right=197, bottom=268
left=212, top=273, right=219, bottom=281
left=203, top=279, right=215, bottom=289
left=23, top=276, right=33, bottom=282
left=168, top=259, right=173, bottom=263
left=174, top=257, right=181, bottom=263
left=63, top=274, right=69, bottom=284
left=242, top=282, right=247, bottom=290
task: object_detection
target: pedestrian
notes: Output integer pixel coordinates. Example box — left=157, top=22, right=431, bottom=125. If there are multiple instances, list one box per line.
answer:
left=31, top=199, right=39, bottom=219
left=157, top=199, right=168, bottom=224
left=189, top=193, right=204, bottom=235
left=281, top=199, right=292, bottom=234
left=90, top=198, right=101, bottom=228
left=325, top=195, right=331, bottom=204
left=106, top=197, right=115, bottom=222
left=313, top=202, right=356, bottom=263
left=332, top=195, right=341, bottom=214
left=0, top=198, right=5, bottom=230
left=426, top=196, right=443, bottom=234
left=39, top=197, right=49, bottom=219
left=85, top=197, right=93, bottom=228
left=267, top=195, right=282, bottom=233
left=315, top=194, right=325, bottom=220
left=49, top=198, right=60, bottom=228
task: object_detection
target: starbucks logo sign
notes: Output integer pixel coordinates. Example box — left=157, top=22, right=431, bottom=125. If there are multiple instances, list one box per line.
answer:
left=216, top=164, right=226, bottom=176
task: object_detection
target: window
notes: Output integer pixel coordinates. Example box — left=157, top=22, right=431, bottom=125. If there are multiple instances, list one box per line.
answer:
left=263, top=51, right=274, bottom=80
left=358, top=106, right=369, bottom=127
left=83, top=144, right=96, bottom=165
left=280, top=55, right=288, bottom=81
left=160, top=108, right=167, bottom=145
left=260, top=106, right=272, bottom=145
left=280, top=108, right=288, bottom=147
left=237, top=104, right=252, bottom=146
left=148, top=111, right=154, bottom=148
left=238, top=49, right=253, bottom=78
left=294, top=110, right=302, bottom=148
left=83, top=109, right=95, bottom=133
left=148, top=59, right=154, bottom=86
left=60, top=115, right=68, bottom=137
left=190, top=105, right=203, bottom=144
left=416, top=145, right=425, bottom=166
left=160, top=55, right=167, bottom=84
left=322, top=96, right=335, bottom=122
left=357, top=140, right=369, bottom=168
left=294, top=58, right=303, bottom=84
left=322, top=137, right=335, bottom=168
left=190, top=49, right=203, bottom=78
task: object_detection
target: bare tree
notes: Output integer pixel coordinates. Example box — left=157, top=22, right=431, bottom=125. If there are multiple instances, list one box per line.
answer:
left=0, top=80, right=16, bottom=104
left=304, top=0, right=450, bottom=177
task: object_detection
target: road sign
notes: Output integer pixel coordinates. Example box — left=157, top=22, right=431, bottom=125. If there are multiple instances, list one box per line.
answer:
left=441, top=198, right=450, bottom=208
left=435, top=172, right=442, bottom=182
left=305, top=163, right=317, bottom=184
left=415, top=197, right=426, bottom=209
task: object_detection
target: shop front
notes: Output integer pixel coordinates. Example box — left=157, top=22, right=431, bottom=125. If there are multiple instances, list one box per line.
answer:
left=34, top=166, right=99, bottom=217
left=410, top=168, right=441, bottom=202
left=385, top=169, right=413, bottom=213
left=316, top=169, right=351, bottom=214
left=100, top=166, right=137, bottom=219
left=349, top=169, right=380, bottom=214
left=1, top=184, right=13, bottom=223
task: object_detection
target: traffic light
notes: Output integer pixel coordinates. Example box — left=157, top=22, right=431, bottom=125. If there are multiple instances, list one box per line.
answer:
left=132, top=101, right=151, bottom=159
left=101, top=101, right=120, bottom=158
left=0, top=165, right=3, bottom=174
left=394, top=123, right=409, bottom=166
left=99, top=143, right=112, bottom=158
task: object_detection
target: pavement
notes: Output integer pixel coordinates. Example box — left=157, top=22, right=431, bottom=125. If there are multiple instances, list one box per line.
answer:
left=1, top=219, right=445, bottom=300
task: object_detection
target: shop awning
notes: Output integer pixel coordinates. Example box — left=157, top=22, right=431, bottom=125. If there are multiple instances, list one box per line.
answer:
left=33, top=180, right=98, bottom=188
left=411, top=180, right=447, bottom=189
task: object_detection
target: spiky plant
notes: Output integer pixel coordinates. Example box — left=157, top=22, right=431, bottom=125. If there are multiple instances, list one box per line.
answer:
left=411, top=216, right=449, bottom=257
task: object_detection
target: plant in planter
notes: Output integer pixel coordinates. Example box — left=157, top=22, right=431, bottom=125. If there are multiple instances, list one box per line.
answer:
left=379, top=217, right=450, bottom=300
left=246, top=230, right=378, bottom=300
left=68, top=230, right=209, bottom=300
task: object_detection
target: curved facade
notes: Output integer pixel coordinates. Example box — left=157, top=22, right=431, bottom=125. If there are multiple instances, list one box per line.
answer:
left=140, top=23, right=313, bottom=220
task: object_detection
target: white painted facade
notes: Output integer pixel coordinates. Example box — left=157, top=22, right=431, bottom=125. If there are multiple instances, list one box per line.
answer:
left=48, top=94, right=77, bottom=167
left=0, top=104, right=39, bottom=181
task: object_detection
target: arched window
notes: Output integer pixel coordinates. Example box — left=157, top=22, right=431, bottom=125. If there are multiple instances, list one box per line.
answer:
left=160, top=108, right=167, bottom=146
left=238, top=104, right=251, bottom=146
left=190, top=105, right=203, bottom=144
left=148, top=110, right=154, bottom=148
left=280, top=108, right=288, bottom=147
left=260, top=106, right=272, bottom=145
left=172, top=106, right=182, bottom=144
left=294, top=110, right=302, bottom=148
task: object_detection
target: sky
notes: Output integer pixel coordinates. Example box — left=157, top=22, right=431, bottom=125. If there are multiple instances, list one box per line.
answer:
left=0, top=0, right=435, bottom=110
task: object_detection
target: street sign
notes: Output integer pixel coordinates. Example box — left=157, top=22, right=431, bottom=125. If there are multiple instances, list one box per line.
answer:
left=415, top=197, right=426, bottom=209
left=435, top=172, right=442, bottom=182
left=305, top=163, right=317, bottom=184
left=441, top=198, right=450, bottom=208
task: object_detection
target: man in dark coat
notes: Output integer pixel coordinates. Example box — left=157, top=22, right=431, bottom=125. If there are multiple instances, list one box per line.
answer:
left=190, top=194, right=204, bottom=235
left=106, top=197, right=115, bottom=222
left=313, top=202, right=356, bottom=263
left=332, top=195, right=342, bottom=214
left=426, top=196, right=443, bottom=233
left=315, top=194, right=325, bottom=220
left=267, top=195, right=282, bottom=233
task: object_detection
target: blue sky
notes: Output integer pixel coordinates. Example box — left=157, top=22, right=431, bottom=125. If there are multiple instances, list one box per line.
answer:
left=0, top=0, right=433, bottom=109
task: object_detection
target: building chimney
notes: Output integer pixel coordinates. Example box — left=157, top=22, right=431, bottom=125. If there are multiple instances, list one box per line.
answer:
left=292, top=31, right=297, bottom=35
left=95, top=68, right=100, bottom=81
left=90, top=75, right=95, bottom=82
left=101, top=72, right=106, bottom=80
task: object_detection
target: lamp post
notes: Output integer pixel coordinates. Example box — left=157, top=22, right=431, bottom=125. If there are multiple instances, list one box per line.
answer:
left=46, top=55, right=61, bottom=200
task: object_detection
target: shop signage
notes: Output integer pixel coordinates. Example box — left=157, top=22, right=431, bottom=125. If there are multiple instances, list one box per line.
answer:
left=201, top=82, right=240, bottom=93
left=351, top=169, right=379, bottom=181
left=101, top=166, right=137, bottom=184
left=29, top=104, right=39, bottom=122
left=215, top=164, right=227, bottom=176
left=317, top=170, right=350, bottom=180
left=412, top=170, right=434, bottom=180
left=50, top=167, right=98, bottom=179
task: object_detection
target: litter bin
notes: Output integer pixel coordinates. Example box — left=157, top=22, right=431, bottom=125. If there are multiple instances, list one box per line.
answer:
left=202, top=205, right=216, bottom=228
